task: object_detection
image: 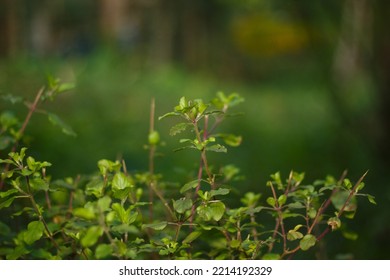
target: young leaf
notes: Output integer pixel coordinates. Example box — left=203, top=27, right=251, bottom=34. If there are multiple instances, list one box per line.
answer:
left=24, top=221, right=44, bottom=245
left=112, top=172, right=132, bottom=191
left=300, top=234, right=316, bottom=251
left=158, top=111, right=181, bottom=120
left=266, top=197, right=276, bottom=207
left=287, top=230, right=304, bottom=241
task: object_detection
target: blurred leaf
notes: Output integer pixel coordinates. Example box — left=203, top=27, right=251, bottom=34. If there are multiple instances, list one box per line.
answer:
left=95, top=244, right=113, bottom=259
left=342, top=230, right=358, bottom=240
left=278, top=194, right=287, bottom=206
left=29, top=178, right=49, bottom=192
left=262, top=253, right=280, bottom=260
left=143, top=221, right=167, bottom=231
left=97, top=159, right=121, bottom=176
left=158, top=112, right=180, bottom=120
left=300, top=234, right=316, bottom=251
left=85, top=178, right=104, bottom=198
left=0, top=189, right=18, bottom=198
left=206, top=144, right=227, bottom=153
left=24, top=221, right=44, bottom=245
left=47, top=113, right=77, bottom=137
left=180, top=179, right=200, bottom=193
left=0, top=196, right=16, bottom=210
left=73, top=207, right=96, bottom=220
left=81, top=226, right=103, bottom=247
left=266, top=197, right=276, bottom=207
left=210, top=188, right=230, bottom=197
left=97, top=196, right=112, bottom=212
left=182, top=231, right=202, bottom=244
left=1, top=94, right=23, bottom=104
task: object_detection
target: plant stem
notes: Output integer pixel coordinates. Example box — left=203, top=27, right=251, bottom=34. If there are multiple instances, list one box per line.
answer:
left=148, top=98, right=156, bottom=221
left=0, top=87, right=45, bottom=189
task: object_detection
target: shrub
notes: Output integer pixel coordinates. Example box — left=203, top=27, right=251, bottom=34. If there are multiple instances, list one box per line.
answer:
left=0, top=79, right=375, bottom=259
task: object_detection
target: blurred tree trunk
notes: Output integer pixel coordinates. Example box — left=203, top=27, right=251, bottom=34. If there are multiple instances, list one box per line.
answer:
left=99, top=0, right=130, bottom=43
left=373, top=0, right=390, bottom=165
left=149, top=0, right=176, bottom=66
left=0, top=0, right=19, bottom=56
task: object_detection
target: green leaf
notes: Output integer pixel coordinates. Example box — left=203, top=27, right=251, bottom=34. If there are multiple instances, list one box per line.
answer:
left=81, top=226, right=104, bottom=248
left=85, top=178, right=105, bottom=198
left=342, top=230, right=358, bottom=240
left=0, top=188, right=18, bottom=198
left=47, top=113, right=77, bottom=137
left=300, top=234, right=316, bottom=251
left=367, top=194, right=376, bottom=205
left=278, top=194, right=287, bottom=206
left=266, top=197, right=276, bottom=207
left=230, top=239, right=241, bottom=249
left=287, top=230, right=304, bottom=241
left=197, top=201, right=225, bottom=222
left=29, top=178, right=49, bottom=191
left=0, top=196, right=16, bottom=209
left=97, top=196, right=112, bottom=212
left=24, top=221, right=44, bottom=245
left=57, top=82, right=76, bottom=93
left=180, top=179, right=201, bottom=193
left=206, top=144, right=227, bottom=153
left=1, top=94, right=23, bottom=104
left=173, top=197, right=193, bottom=214
left=158, top=112, right=180, bottom=120
left=210, top=188, right=230, bottom=197
left=182, top=231, right=202, bottom=244
left=169, top=122, right=189, bottom=136
left=97, top=159, right=121, bottom=176
left=95, top=244, right=113, bottom=259
left=143, top=221, right=168, bottom=231
left=219, top=134, right=242, bottom=147
left=73, top=207, right=96, bottom=220
left=112, top=172, right=132, bottom=191
left=262, top=253, right=280, bottom=260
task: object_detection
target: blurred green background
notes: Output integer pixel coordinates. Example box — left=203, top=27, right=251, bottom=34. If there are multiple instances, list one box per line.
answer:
left=1, top=0, right=389, bottom=259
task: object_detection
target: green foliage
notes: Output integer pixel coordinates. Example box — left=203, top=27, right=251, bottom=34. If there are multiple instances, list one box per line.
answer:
left=0, top=84, right=374, bottom=260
